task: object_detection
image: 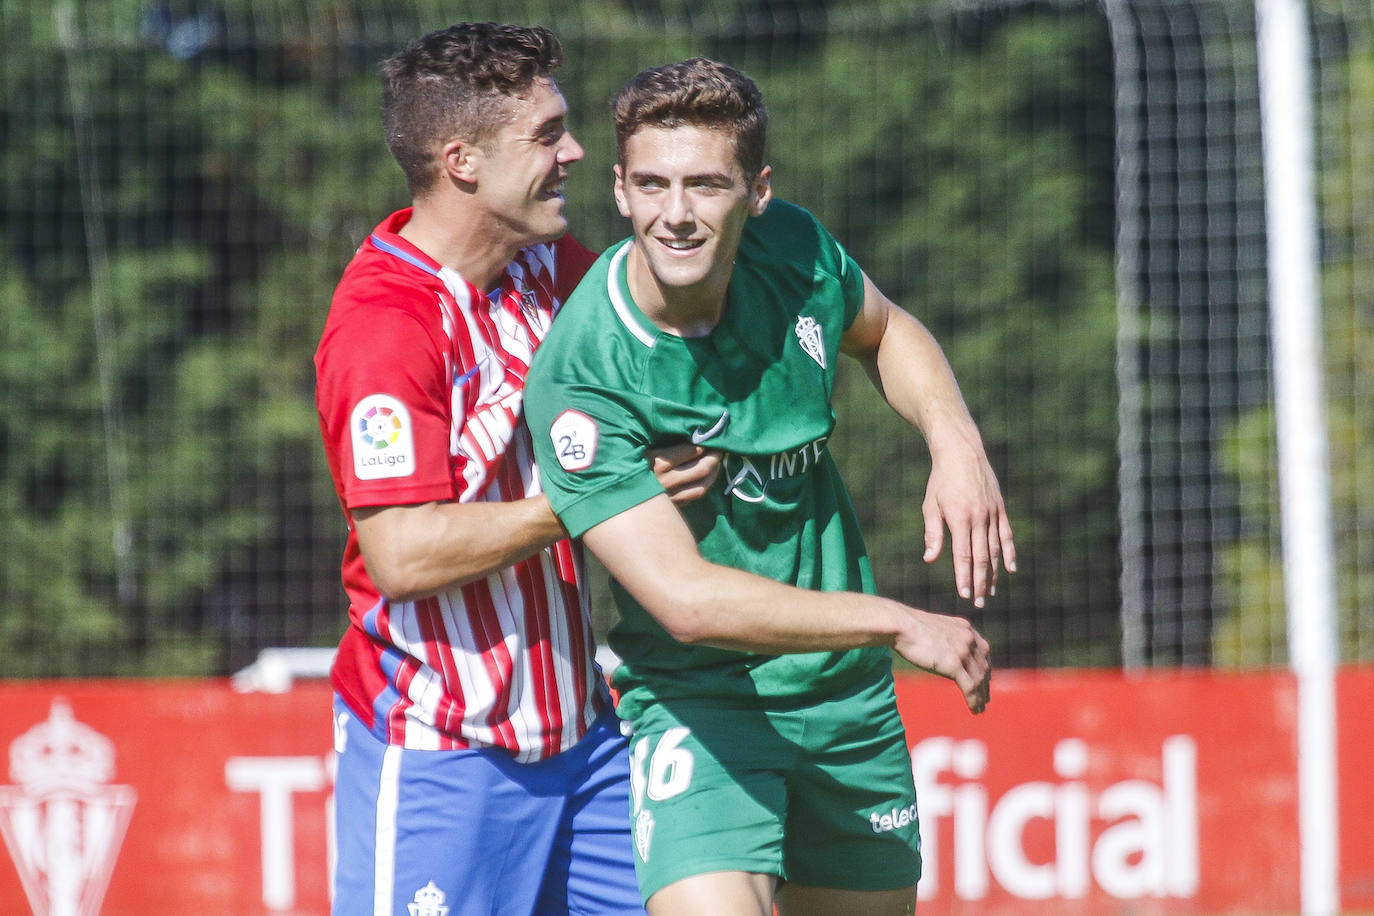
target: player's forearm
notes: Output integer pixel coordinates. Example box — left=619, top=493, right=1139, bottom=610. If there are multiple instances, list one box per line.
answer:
left=581, top=493, right=991, bottom=711
left=863, top=306, right=984, bottom=459
left=661, top=563, right=912, bottom=653
left=651, top=561, right=990, bottom=713
left=354, top=496, right=565, bottom=602
left=644, top=554, right=991, bottom=712
left=583, top=496, right=907, bottom=653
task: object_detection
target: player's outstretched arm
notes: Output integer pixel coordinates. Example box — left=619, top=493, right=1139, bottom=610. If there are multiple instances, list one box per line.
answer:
left=841, top=272, right=1017, bottom=608
left=582, top=492, right=991, bottom=714
left=354, top=444, right=719, bottom=602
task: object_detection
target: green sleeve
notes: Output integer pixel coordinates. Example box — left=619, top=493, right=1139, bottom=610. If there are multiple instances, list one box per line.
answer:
left=528, top=380, right=664, bottom=539
left=753, top=199, right=866, bottom=328
left=814, top=215, right=866, bottom=330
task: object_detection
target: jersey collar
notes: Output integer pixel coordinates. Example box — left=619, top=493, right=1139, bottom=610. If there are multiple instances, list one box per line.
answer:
left=369, top=208, right=444, bottom=278
left=606, top=241, right=661, bottom=348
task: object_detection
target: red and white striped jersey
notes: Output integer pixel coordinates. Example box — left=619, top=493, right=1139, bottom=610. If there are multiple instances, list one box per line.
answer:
left=315, top=208, right=601, bottom=762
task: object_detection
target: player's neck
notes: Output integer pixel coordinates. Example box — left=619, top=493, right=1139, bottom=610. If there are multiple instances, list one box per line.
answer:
left=626, top=250, right=728, bottom=338
left=399, top=202, right=518, bottom=293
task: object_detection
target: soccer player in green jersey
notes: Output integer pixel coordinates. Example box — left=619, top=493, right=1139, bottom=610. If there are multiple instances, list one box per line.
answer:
left=526, top=58, right=1016, bottom=915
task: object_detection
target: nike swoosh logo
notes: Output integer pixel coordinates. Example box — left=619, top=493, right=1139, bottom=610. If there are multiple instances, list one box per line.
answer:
left=691, top=410, right=730, bottom=445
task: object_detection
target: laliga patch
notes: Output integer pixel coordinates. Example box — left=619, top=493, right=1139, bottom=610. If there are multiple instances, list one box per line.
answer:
left=550, top=409, right=598, bottom=472
left=350, top=394, right=416, bottom=480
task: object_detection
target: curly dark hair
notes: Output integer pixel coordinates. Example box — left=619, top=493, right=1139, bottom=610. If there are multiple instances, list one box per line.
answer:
left=380, top=22, right=563, bottom=195
left=612, top=57, right=768, bottom=179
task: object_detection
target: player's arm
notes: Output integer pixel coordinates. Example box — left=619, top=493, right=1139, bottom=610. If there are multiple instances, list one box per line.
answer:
left=840, top=271, right=1017, bottom=608
left=355, top=442, right=719, bottom=602
left=581, top=493, right=991, bottom=713
left=353, top=496, right=562, bottom=602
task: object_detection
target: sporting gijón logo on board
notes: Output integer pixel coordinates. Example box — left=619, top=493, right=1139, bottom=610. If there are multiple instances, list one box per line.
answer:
left=0, top=699, right=136, bottom=916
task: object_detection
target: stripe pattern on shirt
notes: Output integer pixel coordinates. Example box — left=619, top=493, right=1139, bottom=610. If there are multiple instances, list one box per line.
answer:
left=364, top=241, right=599, bottom=763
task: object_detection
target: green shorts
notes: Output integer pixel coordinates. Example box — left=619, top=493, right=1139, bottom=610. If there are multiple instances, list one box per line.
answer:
left=622, top=669, right=921, bottom=903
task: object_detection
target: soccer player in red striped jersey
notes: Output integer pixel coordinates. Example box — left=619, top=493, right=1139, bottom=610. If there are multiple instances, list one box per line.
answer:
left=313, top=24, right=716, bottom=916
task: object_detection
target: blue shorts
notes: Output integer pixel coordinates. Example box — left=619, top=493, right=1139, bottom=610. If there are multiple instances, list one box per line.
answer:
left=331, top=696, right=644, bottom=916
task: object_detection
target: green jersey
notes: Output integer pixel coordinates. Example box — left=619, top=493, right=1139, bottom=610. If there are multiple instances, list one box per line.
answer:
left=526, top=200, right=890, bottom=719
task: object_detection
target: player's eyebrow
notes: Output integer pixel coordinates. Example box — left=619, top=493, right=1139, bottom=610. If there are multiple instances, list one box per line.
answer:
left=529, top=114, right=566, bottom=138
left=626, top=167, right=734, bottom=186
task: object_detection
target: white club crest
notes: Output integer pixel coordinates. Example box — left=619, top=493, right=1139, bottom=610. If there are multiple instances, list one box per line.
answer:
left=0, top=698, right=136, bottom=916
left=634, top=809, right=655, bottom=864
left=795, top=316, right=826, bottom=369
left=408, top=880, right=450, bottom=916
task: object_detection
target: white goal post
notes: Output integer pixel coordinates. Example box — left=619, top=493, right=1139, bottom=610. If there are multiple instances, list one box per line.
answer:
left=1256, top=2, right=1340, bottom=913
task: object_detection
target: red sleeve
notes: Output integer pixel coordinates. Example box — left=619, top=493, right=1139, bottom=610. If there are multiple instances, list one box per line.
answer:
left=315, top=279, right=458, bottom=511
left=553, top=234, right=599, bottom=300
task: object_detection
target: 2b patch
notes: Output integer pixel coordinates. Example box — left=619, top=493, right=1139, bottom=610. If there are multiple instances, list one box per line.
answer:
left=549, top=409, right=598, bottom=472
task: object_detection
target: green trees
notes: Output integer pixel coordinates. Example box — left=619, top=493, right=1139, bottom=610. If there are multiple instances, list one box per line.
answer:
left=1, top=2, right=398, bottom=673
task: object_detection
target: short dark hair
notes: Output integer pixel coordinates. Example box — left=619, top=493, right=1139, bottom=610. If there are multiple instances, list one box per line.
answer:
left=612, top=57, right=768, bottom=179
left=380, top=22, right=563, bottom=195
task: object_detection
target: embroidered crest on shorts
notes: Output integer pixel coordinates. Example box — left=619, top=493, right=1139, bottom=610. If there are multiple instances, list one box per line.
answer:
left=635, top=809, right=655, bottom=863
left=795, top=315, right=826, bottom=369
left=408, top=880, right=449, bottom=916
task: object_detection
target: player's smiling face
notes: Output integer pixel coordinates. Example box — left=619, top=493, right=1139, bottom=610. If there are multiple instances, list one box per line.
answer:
left=614, top=124, right=771, bottom=315
left=476, top=77, right=584, bottom=247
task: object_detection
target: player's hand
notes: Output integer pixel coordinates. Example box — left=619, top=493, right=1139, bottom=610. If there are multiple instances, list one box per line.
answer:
left=649, top=443, right=721, bottom=506
left=921, top=450, right=1016, bottom=608
left=894, top=607, right=991, bottom=714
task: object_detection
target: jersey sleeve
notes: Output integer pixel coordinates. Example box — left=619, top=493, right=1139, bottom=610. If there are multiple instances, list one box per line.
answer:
left=834, top=238, right=866, bottom=330
left=316, top=301, right=457, bottom=510
left=749, top=200, right=866, bottom=330
left=527, top=376, right=664, bottom=540
left=810, top=212, right=866, bottom=330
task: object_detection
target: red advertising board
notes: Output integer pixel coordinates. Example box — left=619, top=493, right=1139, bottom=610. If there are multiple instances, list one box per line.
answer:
left=898, top=669, right=1307, bottom=914
left=0, top=669, right=1369, bottom=915
left=0, top=683, right=335, bottom=915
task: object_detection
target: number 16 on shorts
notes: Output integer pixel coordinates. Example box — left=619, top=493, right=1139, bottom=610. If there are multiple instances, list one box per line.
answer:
left=630, top=727, right=695, bottom=863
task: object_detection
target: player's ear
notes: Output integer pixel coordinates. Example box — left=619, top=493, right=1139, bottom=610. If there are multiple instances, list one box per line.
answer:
left=749, top=165, right=772, bottom=217
left=440, top=137, right=480, bottom=186
left=613, top=164, right=631, bottom=218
